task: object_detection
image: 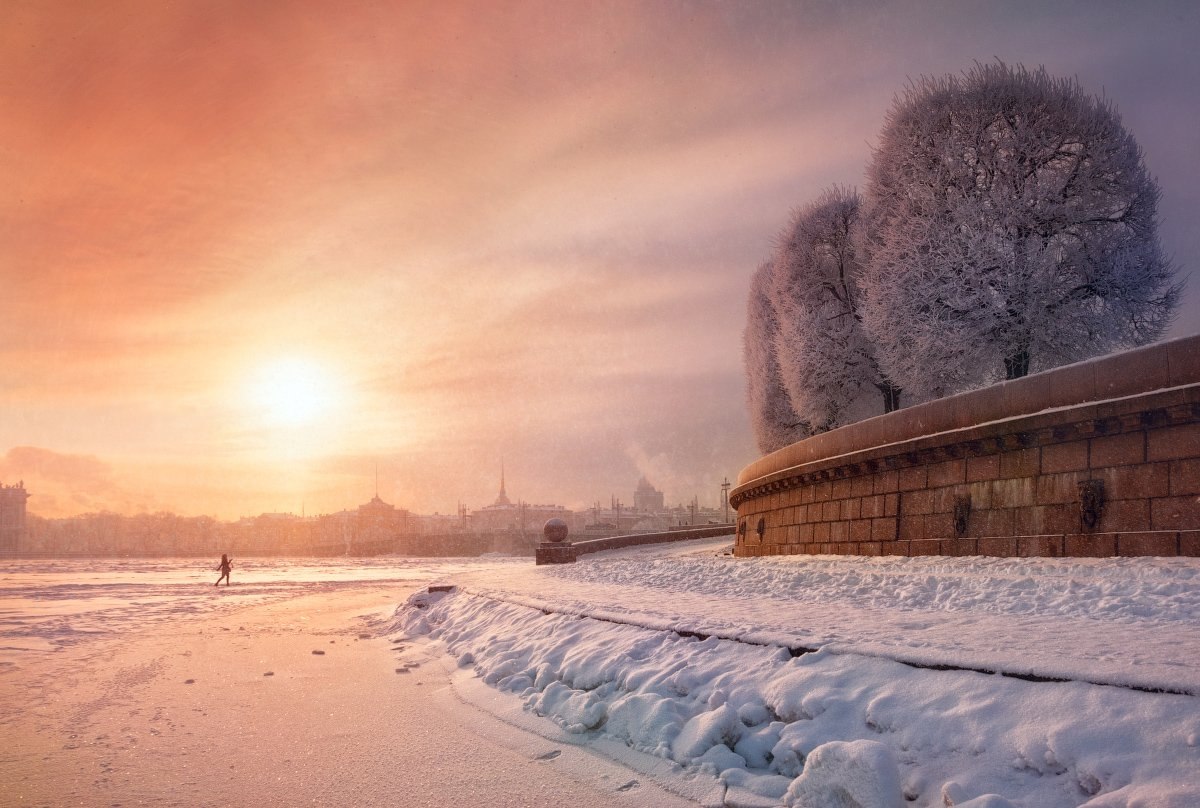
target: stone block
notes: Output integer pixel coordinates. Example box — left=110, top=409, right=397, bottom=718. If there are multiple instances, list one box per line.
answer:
left=1151, top=496, right=1200, bottom=530
left=1014, top=504, right=1078, bottom=536
left=822, top=500, right=841, bottom=521
left=999, top=448, right=1040, bottom=478
left=1093, top=463, right=1170, bottom=500
left=873, top=470, right=899, bottom=494
left=1097, top=343, right=1171, bottom=399
left=898, top=466, right=928, bottom=491
left=812, top=481, right=833, bottom=501
left=928, top=459, right=966, bottom=487
left=884, top=493, right=900, bottom=517
left=932, top=485, right=967, bottom=513
left=830, top=521, right=848, bottom=541
left=991, top=477, right=1035, bottom=508
left=860, top=495, right=885, bottom=519
left=1036, top=471, right=1087, bottom=505
left=835, top=542, right=855, bottom=555
left=851, top=475, right=875, bottom=498
left=1171, top=459, right=1200, bottom=496
left=536, top=543, right=578, bottom=565
left=1017, top=535, right=1064, bottom=557
left=795, top=522, right=815, bottom=542
left=901, top=489, right=935, bottom=515
left=966, top=454, right=1000, bottom=482
left=859, top=541, right=883, bottom=556
left=1065, top=533, right=1117, bottom=557
left=785, top=524, right=800, bottom=543
left=850, top=519, right=872, bottom=541
left=840, top=498, right=861, bottom=520
left=977, top=537, right=1018, bottom=557
left=831, top=478, right=853, bottom=500
left=1002, top=372, right=1053, bottom=419
left=872, top=517, right=898, bottom=541
left=940, top=538, right=978, bottom=556
left=820, top=543, right=837, bottom=554
left=966, top=481, right=992, bottom=510
left=1097, top=499, right=1151, bottom=533
left=925, top=512, right=956, bottom=539
left=898, top=515, right=925, bottom=541
left=1167, top=336, right=1200, bottom=386
left=1117, top=532, right=1178, bottom=557
left=800, top=485, right=814, bottom=505
left=882, top=540, right=911, bottom=556
left=974, top=508, right=1014, bottom=537
left=813, top=522, right=831, bottom=542
left=910, top=539, right=942, bottom=556
left=1048, top=360, right=1096, bottom=407
left=954, top=382, right=1008, bottom=429
left=1147, top=423, right=1200, bottom=462
left=1180, top=531, right=1200, bottom=557
left=1089, top=432, right=1142, bottom=470
left=1041, top=440, right=1089, bottom=474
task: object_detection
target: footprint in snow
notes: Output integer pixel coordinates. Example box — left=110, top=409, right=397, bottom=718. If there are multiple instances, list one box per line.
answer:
left=263, top=672, right=274, bottom=677
left=184, top=679, right=195, bottom=684
left=311, top=650, right=325, bottom=656
left=535, top=750, right=561, bottom=761
left=616, top=780, right=640, bottom=792
left=394, top=668, right=410, bottom=674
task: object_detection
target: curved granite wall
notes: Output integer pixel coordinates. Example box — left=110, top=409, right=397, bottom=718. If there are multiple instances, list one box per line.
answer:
left=730, top=335, right=1200, bottom=558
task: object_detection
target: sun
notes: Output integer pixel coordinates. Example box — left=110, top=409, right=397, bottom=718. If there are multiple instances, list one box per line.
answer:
left=250, top=357, right=337, bottom=427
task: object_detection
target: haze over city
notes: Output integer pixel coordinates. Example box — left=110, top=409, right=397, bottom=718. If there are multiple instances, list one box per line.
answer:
left=3, top=0, right=1198, bottom=520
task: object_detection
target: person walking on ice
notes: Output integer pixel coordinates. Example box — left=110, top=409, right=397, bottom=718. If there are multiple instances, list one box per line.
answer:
left=215, top=554, right=233, bottom=586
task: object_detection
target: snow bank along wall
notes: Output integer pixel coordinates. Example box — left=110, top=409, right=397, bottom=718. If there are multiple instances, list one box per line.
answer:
left=730, top=335, right=1200, bottom=558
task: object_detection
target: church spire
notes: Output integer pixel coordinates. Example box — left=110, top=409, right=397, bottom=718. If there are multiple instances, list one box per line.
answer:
left=495, top=459, right=511, bottom=506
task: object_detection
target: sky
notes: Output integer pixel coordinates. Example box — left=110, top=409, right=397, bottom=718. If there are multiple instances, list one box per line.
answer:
left=2, top=0, right=1198, bottom=520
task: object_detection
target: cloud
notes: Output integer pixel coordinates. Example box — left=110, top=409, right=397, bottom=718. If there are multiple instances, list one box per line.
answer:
left=1, top=0, right=1196, bottom=518
left=0, top=446, right=145, bottom=517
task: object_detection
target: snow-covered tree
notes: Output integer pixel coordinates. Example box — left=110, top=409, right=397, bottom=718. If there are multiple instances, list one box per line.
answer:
left=771, top=187, right=901, bottom=432
left=860, top=61, right=1181, bottom=398
left=745, top=260, right=809, bottom=453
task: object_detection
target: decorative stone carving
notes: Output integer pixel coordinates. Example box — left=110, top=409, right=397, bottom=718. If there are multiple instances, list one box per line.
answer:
left=1078, top=479, right=1106, bottom=531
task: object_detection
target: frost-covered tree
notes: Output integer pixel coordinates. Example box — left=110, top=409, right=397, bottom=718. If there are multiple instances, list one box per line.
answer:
left=860, top=61, right=1181, bottom=398
left=745, top=260, right=809, bottom=453
left=772, top=187, right=901, bottom=432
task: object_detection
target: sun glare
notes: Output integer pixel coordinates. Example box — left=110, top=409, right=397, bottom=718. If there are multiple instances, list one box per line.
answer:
left=250, top=358, right=337, bottom=427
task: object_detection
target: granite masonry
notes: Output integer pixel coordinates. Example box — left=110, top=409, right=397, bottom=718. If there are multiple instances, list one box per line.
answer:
left=730, top=335, right=1200, bottom=558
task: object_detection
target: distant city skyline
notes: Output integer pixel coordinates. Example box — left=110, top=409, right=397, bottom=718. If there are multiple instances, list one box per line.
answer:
left=3, top=1, right=1198, bottom=519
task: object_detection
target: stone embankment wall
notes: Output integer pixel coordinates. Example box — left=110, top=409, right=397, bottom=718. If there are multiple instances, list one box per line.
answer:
left=730, top=335, right=1200, bottom=558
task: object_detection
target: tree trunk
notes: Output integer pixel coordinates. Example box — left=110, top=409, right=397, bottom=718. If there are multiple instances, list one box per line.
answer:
left=1004, top=350, right=1030, bottom=379
left=879, top=381, right=902, bottom=413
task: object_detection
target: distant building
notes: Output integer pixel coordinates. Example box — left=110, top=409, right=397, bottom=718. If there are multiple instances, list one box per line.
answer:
left=634, top=476, right=664, bottom=513
left=0, top=481, right=30, bottom=551
left=470, top=466, right=572, bottom=537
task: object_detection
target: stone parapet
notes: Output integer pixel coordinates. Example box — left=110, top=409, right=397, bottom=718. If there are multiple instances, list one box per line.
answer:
left=731, top=335, right=1200, bottom=559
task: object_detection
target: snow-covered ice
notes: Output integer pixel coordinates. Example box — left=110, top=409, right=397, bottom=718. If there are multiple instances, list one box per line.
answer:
left=4, top=541, right=1199, bottom=807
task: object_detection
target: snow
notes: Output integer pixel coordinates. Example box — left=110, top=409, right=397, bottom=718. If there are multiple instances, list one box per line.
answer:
left=389, top=537, right=1200, bottom=807
left=4, top=541, right=1199, bottom=806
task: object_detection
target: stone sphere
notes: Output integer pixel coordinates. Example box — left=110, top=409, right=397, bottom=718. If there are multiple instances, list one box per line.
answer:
left=543, top=518, right=569, bottom=543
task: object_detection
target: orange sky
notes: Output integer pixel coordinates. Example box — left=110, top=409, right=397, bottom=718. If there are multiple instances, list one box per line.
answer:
left=3, top=0, right=1198, bottom=519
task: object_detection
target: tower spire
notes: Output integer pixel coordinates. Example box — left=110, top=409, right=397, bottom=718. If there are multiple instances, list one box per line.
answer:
left=495, top=459, right=511, bottom=506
